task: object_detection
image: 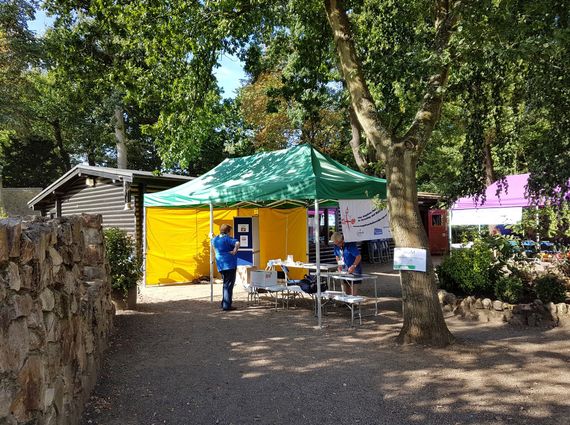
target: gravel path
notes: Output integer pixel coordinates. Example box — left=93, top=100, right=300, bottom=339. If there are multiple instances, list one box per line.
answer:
left=81, top=264, right=570, bottom=425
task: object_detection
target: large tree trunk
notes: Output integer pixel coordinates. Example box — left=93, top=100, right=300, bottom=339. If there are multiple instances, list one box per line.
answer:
left=325, top=0, right=456, bottom=346
left=50, top=119, right=71, bottom=171
left=387, top=145, right=455, bottom=345
left=114, top=106, right=128, bottom=169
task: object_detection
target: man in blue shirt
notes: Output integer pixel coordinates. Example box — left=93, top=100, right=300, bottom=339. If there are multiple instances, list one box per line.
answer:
left=213, top=224, right=240, bottom=310
left=331, top=231, right=362, bottom=295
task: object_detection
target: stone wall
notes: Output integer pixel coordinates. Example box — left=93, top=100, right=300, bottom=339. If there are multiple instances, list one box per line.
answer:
left=438, top=289, right=570, bottom=327
left=0, top=215, right=114, bottom=425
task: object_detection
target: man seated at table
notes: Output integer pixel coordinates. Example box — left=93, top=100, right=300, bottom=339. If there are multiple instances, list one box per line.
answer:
left=331, top=231, right=362, bottom=295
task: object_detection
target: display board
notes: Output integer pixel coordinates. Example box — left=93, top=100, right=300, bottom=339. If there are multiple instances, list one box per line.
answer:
left=338, top=199, right=391, bottom=242
left=234, top=216, right=260, bottom=266
left=393, top=248, right=427, bottom=272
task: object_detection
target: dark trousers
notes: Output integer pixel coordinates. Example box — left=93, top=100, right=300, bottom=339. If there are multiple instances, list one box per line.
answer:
left=220, top=268, right=236, bottom=310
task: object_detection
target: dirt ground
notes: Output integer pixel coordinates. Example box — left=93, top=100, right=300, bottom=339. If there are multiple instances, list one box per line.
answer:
left=81, top=262, right=570, bottom=425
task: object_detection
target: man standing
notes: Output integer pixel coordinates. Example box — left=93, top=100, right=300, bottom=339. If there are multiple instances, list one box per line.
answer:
left=213, top=224, right=240, bottom=311
left=331, top=231, right=362, bottom=295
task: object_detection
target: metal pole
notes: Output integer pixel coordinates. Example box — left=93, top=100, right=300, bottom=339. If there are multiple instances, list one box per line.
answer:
left=448, top=209, right=453, bottom=255
left=209, top=203, right=214, bottom=303
left=314, top=200, right=322, bottom=327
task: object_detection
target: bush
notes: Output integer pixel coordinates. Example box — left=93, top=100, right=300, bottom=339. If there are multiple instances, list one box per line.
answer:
left=437, top=239, right=494, bottom=296
left=104, top=228, right=142, bottom=299
left=534, top=274, right=567, bottom=303
left=494, top=275, right=524, bottom=304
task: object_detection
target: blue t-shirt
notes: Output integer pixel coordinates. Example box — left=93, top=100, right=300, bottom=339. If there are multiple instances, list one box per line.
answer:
left=213, top=234, right=239, bottom=271
left=333, top=242, right=362, bottom=275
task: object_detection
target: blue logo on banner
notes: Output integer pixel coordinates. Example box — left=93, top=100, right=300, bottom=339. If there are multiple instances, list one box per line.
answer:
left=374, top=228, right=383, bottom=235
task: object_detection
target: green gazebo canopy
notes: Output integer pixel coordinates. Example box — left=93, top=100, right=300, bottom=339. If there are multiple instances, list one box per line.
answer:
left=144, top=144, right=387, bottom=208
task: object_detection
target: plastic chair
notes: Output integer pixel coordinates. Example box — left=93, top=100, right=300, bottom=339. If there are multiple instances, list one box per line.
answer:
left=522, top=240, right=539, bottom=258
left=377, top=240, right=392, bottom=263
left=366, top=241, right=380, bottom=263
left=280, top=264, right=307, bottom=306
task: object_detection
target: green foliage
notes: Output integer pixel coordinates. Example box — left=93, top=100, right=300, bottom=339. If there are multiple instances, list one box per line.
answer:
left=494, top=275, right=524, bottom=304
left=508, top=204, right=570, bottom=241
left=104, top=228, right=141, bottom=299
left=534, top=274, right=567, bottom=304
left=437, top=240, right=495, bottom=296
left=1, top=134, right=66, bottom=187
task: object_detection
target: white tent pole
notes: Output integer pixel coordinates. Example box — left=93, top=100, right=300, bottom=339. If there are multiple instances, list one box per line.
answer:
left=448, top=209, right=453, bottom=255
left=209, top=203, right=214, bottom=303
left=314, top=199, right=322, bottom=327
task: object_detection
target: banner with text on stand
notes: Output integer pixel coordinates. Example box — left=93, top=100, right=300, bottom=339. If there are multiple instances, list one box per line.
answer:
left=338, top=199, right=391, bottom=242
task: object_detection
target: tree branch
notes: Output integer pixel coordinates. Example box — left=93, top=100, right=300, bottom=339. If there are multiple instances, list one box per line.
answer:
left=348, top=106, right=368, bottom=172
left=401, top=0, right=460, bottom=154
left=324, top=0, right=391, bottom=163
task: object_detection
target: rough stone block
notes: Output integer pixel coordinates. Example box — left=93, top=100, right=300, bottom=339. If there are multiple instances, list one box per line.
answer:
left=0, top=218, right=22, bottom=258
left=0, top=319, right=30, bottom=373
left=44, top=312, right=58, bottom=342
left=48, top=247, right=63, bottom=267
left=557, top=303, right=568, bottom=315
left=482, top=298, right=492, bottom=309
left=19, top=264, right=34, bottom=290
left=527, top=313, right=540, bottom=326
left=40, top=289, right=55, bottom=312
left=13, top=294, right=33, bottom=318
left=40, top=406, right=57, bottom=425
left=0, top=380, right=16, bottom=417
left=7, top=262, right=21, bottom=291
left=39, top=262, right=53, bottom=292
left=493, top=300, right=504, bottom=311
left=0, top=223, right=9, bottom=264
left=12, top=355, right=45, bottom=421
left=83, top=227, right=103, bottom=246
left=474, top=298, right=484, bottom=309
left=81, top=214, right=102, bottom=229
left=444, top=292, right=457, bottom=306
left=502, top=310, right=514, bottom=322
left=57, top=221, right=73, bottom=246
left=19, top=233, right=35, bottom=265
left=83, top=266, right=105, bottom=281
left=84, top=244, right=103, bottom=265
left=29, top=326, right=46, bottom=351
left=509, top=315, right=525, bottom=326
left=26, top=302, right=44, bottom=329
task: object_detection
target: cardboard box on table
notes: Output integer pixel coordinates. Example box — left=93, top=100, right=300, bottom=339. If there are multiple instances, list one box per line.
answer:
left=250, top=270, right=278, bottom=286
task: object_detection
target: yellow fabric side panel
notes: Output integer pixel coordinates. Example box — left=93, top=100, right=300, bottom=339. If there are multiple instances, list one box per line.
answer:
left=145, top=207, right=307, bottom=285
left=145, top=208, right=236, bottom=285
left=258, top=208, right=307, bottom=279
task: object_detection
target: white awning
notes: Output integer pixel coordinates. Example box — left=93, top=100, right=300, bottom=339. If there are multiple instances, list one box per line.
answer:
left=450, top=207, right=522, bottom=226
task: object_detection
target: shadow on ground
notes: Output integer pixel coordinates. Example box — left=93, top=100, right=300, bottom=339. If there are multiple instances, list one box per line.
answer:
left=81, top=262, right=570, bottom=425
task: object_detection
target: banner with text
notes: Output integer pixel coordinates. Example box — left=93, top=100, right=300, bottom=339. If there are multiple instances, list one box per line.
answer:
left=338, top=199, right=391, bottom=242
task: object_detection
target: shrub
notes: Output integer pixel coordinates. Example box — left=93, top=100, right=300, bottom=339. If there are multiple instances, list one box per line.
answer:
left=437, top=239, right=494, bottom=296
left=104, top=228, right=142, bottom=299
left=534, top=274, right=567, bottom=303
left=494, top=275, right=524, bottom=304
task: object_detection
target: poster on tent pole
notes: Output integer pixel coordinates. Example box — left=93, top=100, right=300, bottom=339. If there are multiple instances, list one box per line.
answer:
left=338, top=199, right=391, bottom=242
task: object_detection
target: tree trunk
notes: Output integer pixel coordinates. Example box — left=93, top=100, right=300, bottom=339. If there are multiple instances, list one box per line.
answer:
left=50, top=119, right=71, bottom=170
left=114, top=106, right=128, bottom=169
left=348, top=106, right=367, bottom=173
left=387, top=145, right=455, bottom=345
left=324, top=0, right=456, bottom=346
